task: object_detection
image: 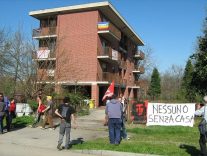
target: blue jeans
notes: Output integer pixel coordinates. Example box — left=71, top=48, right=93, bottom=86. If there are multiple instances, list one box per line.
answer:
left=121, top=115, right=127, bottom=139
left=108, top=118, right=122, bottom=144
left=121, top=121, right=127, bottom=139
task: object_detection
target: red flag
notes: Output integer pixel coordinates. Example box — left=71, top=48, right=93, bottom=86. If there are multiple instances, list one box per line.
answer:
left=102, top=81, right=114, bottom=101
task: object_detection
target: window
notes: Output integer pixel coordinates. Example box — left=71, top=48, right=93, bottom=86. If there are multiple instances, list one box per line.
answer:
left=102, top=63, right=107, bottom=72
left=40, top=17, right=57, bottom=28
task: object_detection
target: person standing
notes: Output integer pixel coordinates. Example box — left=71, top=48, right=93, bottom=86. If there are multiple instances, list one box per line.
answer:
left=195, top=95, right=207, bottom=156
left=32, top=96, right=45, bottom=128
left=105, top=94, right=122, bottom=145
left=9, top=98, right=16, bottom=129
left=55, top=96, right=77, bottom=150
left=41, top=96, right=55, bottom=130
left=104, top=96, right=111, bottom=126
left=0, top=93, right=5, bottom=134
left=119, top=94, right=129, bottom=140
left=4, top=96, right=10, bottom=132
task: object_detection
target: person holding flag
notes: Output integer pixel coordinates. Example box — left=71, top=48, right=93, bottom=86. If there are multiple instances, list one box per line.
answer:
left=103, top=81, right=114, bottom=126
left=103, top=81, right=122, bottom=145
left=105, top=94, right=122, bottom=145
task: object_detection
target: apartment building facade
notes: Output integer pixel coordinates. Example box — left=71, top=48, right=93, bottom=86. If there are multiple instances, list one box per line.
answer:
left=29, top=1, right=145, bottom=107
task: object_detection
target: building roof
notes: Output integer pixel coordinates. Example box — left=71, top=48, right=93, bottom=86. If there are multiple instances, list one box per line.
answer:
left=29, top=1, right=144, bottom=46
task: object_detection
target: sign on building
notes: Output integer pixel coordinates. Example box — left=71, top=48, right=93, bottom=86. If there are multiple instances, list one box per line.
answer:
left=112, top=49, right=118, bottom=60
left=37, top=50, right=50, bottom=59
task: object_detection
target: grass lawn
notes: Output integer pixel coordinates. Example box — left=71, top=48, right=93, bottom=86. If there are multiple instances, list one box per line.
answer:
left=3, top=115, right=34, bottom=128
left=4, top=115, right=202, bottom=155
left=72, top=118, right=202, bottom=156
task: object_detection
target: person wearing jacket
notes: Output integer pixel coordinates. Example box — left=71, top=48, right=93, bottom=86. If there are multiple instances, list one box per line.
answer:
left=4, top=96, right=10, bottom=132
left=105, top=94, right=122, bottom=145
left=119, top=94, right=129, bottom=140
left=9, top=98, right=16, bottom=129
left=0, top=93, right=5, bottom=134
left=195, top=95, right=207, bottom=156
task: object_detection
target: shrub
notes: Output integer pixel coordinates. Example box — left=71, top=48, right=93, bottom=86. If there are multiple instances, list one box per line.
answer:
left=27, top=99, right=38, bottom=112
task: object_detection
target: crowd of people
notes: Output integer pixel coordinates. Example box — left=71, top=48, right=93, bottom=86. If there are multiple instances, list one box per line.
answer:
left=0, top=92, right=77, bottom=151
left=2, top=89, right=207, bottom=155
left=0, top=89, right=130, bottom=149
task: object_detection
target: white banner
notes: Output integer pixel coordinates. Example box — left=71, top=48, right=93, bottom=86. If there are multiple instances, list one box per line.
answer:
left=147, top=103, right=195, bottom=127
left=112, top=49, right=118, bottom=60
left=37, top=50, right=50, bottom=59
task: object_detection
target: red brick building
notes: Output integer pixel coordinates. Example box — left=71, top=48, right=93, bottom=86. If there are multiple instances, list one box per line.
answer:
left=29, top=1, right=145, bottom=107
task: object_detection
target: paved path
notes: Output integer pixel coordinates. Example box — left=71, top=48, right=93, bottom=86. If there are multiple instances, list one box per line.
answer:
left=0, top=108, right=159, bottom=156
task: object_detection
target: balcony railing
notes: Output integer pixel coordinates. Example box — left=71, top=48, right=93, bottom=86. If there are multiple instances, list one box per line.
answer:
left=47, top=69, right=55, bottom=77
left=119, top=46, right=127, bottom=53
left=101, top=72, right=120, bottom=83
left=98, top=47, right=112, bottom=57
left=134, top=81, right=140, bottom=86
left=32, top=49, right=56, bottom=60
left=37, top=69, right=55, bottom=81
left=134, top=50, right=145, bottom=60
left=132, top=66, right=145, bottom=74
left=97, top=47, right=120, bottom=64
left=32, top=27, right=57, bottom=38
left=97, top=22, right=121, bottom=43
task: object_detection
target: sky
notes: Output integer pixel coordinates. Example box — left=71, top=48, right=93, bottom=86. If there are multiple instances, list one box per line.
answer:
left=0, top=0, right=206, bottom=73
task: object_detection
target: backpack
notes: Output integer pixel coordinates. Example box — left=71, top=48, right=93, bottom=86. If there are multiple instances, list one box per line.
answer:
left=61, top=106, right=69, bottom=118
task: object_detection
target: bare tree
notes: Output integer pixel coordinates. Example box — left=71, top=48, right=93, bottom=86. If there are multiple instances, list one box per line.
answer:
left=0, top=28, right=11, bottom=77
left=0, top=26, right=37, bottom=98
left=161, top=65, right=184, bottom=102
left=139, top=45, right=157, bottom=79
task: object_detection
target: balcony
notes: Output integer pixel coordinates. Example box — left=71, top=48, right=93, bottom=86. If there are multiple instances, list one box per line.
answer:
left=98, top=22, right=121, bottom=44
left=47, top=69, right=55, bottom=77
left=32, top=27, right=57, bottom=39
left=33, top=49, right=56, bottom=60
left=120, top=78, right=127, bottom=87
left=100, top=72, right=120, bottom=83
left=134, top=50, right=145, bottom=60
left=132, top=66, right=145, bottom=74
left=119, top=46, right=127, bottom=53
left=119, top=60, right=127, bottom=69
left=134, top=81, right=140, bottom=86
left=127, top=80, right=141, bottom=89
left=37, top=69, right=55, bottom=81
left=97, top=47, right=120, bottom=64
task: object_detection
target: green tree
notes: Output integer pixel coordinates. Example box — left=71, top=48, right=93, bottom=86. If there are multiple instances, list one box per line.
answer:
left=148, top=68, right=161, bottom=100
left=191, top=15, right=207, bottom=96
left=181, top=59, right=194, bottom=102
